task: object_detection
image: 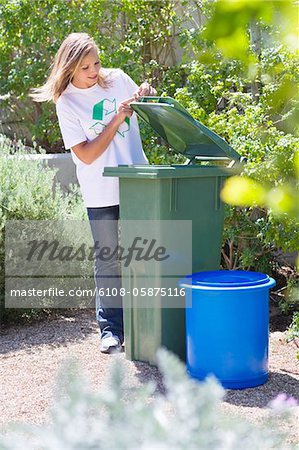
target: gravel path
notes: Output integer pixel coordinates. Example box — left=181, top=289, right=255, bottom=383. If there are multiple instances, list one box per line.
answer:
left=1, top=309, right=298, bottom=444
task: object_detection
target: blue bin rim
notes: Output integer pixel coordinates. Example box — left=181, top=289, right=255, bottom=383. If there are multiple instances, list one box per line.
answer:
left=179, top=270, right=276, bottom=290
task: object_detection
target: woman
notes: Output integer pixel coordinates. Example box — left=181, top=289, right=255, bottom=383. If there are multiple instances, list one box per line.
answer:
left=30, top=32, right=156, bottom=353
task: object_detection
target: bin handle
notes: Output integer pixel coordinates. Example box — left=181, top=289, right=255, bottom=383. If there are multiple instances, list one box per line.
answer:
left=228, top=156, right=247, bottom=168
left=138, top=96, right=163, bottom=103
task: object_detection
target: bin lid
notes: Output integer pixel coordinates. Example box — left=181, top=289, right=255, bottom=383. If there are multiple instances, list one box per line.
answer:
left=103, top=164, right=233, bottom=178
left=130, top=97, right=242, bottom=162
left=180, top=270, right=272, bottom=288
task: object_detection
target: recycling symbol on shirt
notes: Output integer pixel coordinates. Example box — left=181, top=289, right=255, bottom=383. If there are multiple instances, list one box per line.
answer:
left=89, top=98, right=130, bottom=138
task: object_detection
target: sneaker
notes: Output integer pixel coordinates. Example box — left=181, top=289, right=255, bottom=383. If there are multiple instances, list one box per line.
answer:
left=100, top=335, right=122, bottom=354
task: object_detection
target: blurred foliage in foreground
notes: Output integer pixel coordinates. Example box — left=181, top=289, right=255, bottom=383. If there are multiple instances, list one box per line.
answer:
left=0, top=349, right=298, bottom=449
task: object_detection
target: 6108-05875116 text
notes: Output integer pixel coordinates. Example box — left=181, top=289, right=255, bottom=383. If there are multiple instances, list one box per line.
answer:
left=9, top=287, right=186, bottom=298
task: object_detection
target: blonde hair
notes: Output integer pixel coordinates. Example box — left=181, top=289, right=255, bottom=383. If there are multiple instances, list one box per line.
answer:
left=30, top=33, right=108, bottom=103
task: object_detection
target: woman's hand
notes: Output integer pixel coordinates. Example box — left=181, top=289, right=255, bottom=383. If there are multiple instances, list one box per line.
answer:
left=134, top=81, right=156, bottom=99
left=115, top=83, right=156, bottom=125
left=115, top=96, right=135, bottom=124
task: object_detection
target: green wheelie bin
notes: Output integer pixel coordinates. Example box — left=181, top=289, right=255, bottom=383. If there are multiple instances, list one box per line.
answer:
left=103, top=97, right=243, bottom=365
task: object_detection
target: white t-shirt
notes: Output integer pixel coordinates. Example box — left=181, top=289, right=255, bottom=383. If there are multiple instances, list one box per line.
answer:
left=56, top=69, right=148, bottom=207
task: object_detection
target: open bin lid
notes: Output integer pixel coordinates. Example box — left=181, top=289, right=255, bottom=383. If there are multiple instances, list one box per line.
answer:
left=130, top=97, right=242, bottom=163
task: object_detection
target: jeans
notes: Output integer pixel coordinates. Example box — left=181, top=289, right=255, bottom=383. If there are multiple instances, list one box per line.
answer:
left=87, top=205, right=123, bottom=342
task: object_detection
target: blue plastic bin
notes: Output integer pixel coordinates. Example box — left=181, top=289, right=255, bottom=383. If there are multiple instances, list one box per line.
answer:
left=179, top=271, right=276, bottom=389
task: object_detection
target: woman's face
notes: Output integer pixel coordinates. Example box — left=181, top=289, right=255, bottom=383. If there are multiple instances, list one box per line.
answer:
left=72, top=48, right=101, bottom=89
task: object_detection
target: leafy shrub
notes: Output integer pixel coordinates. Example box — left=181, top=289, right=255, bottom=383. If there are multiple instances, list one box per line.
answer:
left=286, top=311, right=299, bottom=361
left=286, top=312, right=299, bottom=343
left=0, top=349, right=297, bottom=449
left=172, top=60, right=299, bottom=279
left=139, top=120, right=186, bottom=166
left=0, top=134, right=86, bottom=324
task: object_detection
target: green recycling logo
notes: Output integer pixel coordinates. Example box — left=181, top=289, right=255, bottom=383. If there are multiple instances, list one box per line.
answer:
left=90, top=98, right=130, bottom=138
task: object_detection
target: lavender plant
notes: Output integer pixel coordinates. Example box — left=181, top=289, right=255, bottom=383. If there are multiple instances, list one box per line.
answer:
left=0, top=349, right=297, bottom=450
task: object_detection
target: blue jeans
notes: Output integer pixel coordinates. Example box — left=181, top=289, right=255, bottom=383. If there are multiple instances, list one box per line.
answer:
left=87, top=206, right=123, bottom=343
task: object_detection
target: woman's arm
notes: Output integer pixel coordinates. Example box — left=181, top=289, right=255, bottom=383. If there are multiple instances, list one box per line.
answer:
left=71, top=98, right=134, bottom=165
left=72, top=82, right=156, bottom=165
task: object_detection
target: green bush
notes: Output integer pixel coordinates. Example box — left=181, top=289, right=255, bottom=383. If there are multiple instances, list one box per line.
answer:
left=139, top=120, right=186, bottom=166
left=286, top=311, right=299, bottom=360
left=286, top=312, right=299, bottom=342
left=0, top=134, right=86, bottom=324
left=171, top=57, right=298, bottom=281
left=0, top=349, right=297, bottom=449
